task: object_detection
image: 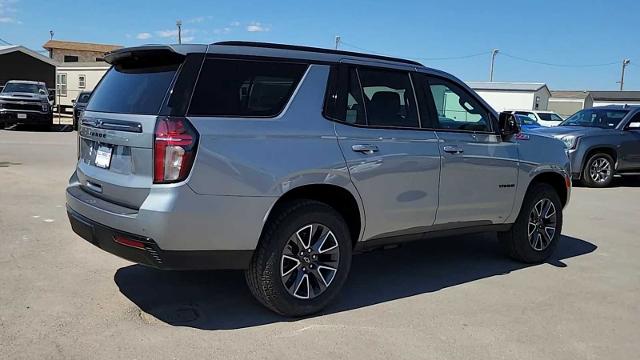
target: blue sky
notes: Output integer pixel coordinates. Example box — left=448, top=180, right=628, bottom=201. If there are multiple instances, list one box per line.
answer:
left=1, top=0, right=639, bottom=90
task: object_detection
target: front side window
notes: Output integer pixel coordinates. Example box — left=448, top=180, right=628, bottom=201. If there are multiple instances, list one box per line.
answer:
left=188, top=59, right=308, bottom=117
left=356, top=68, right=419, bottom=128
left=560, top=109, right=628, bottom=128
left=426, top=77, right=490, bottom=132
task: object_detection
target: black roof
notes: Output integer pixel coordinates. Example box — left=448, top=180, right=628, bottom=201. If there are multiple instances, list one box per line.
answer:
left=212, top=41, right=423, bottom=67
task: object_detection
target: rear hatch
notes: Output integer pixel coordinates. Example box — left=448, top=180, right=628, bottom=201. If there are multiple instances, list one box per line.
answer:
left=76, top=47, right=203, bottom=209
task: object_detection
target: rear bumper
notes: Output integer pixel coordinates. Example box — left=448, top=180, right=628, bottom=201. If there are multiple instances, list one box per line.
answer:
left=67, top=207, right=253, bottom=270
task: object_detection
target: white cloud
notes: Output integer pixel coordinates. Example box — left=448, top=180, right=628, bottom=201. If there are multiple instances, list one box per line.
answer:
left=136, top=32, right=152, bottom=40
left=187, top=16, right=212, bottom=24
left=156, top=29, right=179, bottom=38
left=0, top=0, right=20, bottom=24
left=182, top=36, right=195, bottom=42
left=246, top=22, right=270, bottom=32
left=230, top=21, right=240, bottom=27
left=213, top=27, right=232, bottom=35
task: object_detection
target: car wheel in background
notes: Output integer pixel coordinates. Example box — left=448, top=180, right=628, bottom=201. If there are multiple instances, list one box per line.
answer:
left=582, top=153, right=614, bottom=188
left=245, top=200, right=352, bottom=317
left=499, top=183, right=563, bottom=263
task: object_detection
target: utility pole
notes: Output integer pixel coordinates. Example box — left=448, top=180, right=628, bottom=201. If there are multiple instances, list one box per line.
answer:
left=176, top=20, right=183, bottom=44
left=335, top=35, right=341, bottom=50
left=49, top=30, right=54, bottom=40
left=618, top=59, right=631, bottom=91
left=489, top=49, right=499, bottom=82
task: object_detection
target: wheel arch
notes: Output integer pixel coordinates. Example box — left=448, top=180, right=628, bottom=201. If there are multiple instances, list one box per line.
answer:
left=581, top=146, right=618, bottom=173
left=262, top=184, right=364, bottom=247
left=527, top=171, right=569, bottom=208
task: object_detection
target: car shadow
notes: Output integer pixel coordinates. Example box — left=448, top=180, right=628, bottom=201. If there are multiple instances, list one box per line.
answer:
left=2, top=123, right=73, bottom=132
left=573, top=175, right=640, bottom=188
left=114, top=234, right=596, bottom=330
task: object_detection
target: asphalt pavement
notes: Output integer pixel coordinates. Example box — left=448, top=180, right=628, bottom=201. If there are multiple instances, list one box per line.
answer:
left=1, top=128, right=638, bottom=359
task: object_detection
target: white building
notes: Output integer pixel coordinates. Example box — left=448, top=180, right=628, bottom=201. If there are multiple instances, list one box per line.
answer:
left=590, top=91, right=640, bottom=107
left=55, top=62, right=110, bottom=111
left=467, top=82, right=552, bottom=112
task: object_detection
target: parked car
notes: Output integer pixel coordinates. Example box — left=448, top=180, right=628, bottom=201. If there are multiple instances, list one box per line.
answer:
left=531, top=106, right=640, bottom=187
left=509, top=110, right=564, bottom=127
left=0, top=80, right=53, bottom=130
left=72, top=91, right=91, bottom=130
left=66, top=42, right=571, bottom=316
left=514, top=114, right=542, bottom=132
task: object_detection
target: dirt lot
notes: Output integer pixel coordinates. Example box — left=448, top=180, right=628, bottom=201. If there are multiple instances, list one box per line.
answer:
left=1, top=129, right=639, bottom=360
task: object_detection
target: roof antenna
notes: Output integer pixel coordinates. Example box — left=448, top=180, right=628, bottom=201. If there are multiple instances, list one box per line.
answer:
left=49, top=30, right=54, bottom=40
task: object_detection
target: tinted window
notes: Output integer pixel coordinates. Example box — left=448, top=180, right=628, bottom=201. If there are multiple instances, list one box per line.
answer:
left=188, top=59, right=307, bottom=117
left=560, top=109, right=628, bottom=128
left=538, top=113, right=563, bottom=121
left=343, top=69, right=366, bottom=125
left=78, top=93, right=91, bottom=103
left=87, top=65, right=178, bottom=114
left=425, top=77, right=490, bottom=132
left=357, top=68, right=419, bottom=128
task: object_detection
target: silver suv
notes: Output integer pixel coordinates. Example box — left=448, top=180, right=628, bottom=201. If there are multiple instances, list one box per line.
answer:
left=66, top=42, right=571, bottom=316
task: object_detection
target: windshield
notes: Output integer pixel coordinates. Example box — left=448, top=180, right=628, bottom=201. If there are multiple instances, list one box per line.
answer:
left=87, top=64, right=178, bottom=114
left=560, top=109, right=628, bottom=128
left=538, top=113, right=563, bottom=122
left=2, top=83, right=47, bottom=95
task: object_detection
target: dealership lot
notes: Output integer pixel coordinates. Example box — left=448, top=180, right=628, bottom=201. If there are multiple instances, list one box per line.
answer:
left=1, top=129, right=639, bottom=359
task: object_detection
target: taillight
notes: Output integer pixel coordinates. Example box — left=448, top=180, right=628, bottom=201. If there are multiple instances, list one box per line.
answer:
left=153, top=117, right=198, bottom=184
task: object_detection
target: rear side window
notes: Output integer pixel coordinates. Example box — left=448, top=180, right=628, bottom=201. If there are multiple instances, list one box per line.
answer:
left=357, top=68, right=419, bottom=128
left=188, top=59, right=308, bottom=117
left=87, top=64, right=179, bottom=114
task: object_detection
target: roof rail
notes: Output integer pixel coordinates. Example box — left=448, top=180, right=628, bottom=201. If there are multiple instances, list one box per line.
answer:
left=212, top=41, right=423, bottom=66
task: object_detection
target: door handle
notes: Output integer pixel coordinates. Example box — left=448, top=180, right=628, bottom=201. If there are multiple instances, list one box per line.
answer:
left=351, top=144, right=379, bottom=154
left=443, top=145, right=464, bottom=154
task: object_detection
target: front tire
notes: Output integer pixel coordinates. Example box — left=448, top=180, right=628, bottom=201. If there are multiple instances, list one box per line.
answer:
left=245, top=200, right=352, bottom=317
left=582, top=153, right=614, bottom=187
left=499, top=183, right=563, bottom=263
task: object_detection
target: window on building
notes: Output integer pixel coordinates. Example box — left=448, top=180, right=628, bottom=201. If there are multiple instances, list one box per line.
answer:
left=78, top=75, right=86, bottom=89
left=56, top=73, right=67, bottom=97
left=96, top=57, right=105, bottom=62
left=64, top=55, right=79, bottom=63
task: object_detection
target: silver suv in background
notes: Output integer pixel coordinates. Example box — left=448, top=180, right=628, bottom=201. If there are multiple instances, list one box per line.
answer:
left=0, top=80, right=53, bottom=130
left=531, top=106, right=640, bottom=187
left=66, top=42, right=571, bottom=316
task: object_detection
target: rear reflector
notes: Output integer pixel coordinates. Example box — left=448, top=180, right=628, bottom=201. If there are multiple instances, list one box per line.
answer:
left=153, top=117, right=198, bottom=183
left=114, top=235, right=146, bottom=250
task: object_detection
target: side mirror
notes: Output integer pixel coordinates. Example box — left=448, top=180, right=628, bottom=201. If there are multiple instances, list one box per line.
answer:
left=499, top=111, right=520, bottom=138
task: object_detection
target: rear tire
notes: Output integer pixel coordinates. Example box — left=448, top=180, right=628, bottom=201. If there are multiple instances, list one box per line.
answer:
left=582, top=153, right=614, bottom=188
left=245, top=200, right=352, bottom=317
left=499, top=183, right=563, bottom=263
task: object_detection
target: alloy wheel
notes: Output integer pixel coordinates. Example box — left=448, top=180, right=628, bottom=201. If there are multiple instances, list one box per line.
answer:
left=528, top=198, right=557, bottom=251
left=281, top=224, right=340, bottom=300
left=589, top=157, right=611, bottom=184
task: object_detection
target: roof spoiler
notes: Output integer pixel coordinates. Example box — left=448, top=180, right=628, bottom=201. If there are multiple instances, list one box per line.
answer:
left=104, top=45, right=188, bottom=66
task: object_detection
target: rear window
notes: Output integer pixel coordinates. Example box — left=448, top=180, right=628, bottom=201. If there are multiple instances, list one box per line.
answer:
left=86, top=64, right=179, bottom=114
left=188, top=59, right=308, bottom=117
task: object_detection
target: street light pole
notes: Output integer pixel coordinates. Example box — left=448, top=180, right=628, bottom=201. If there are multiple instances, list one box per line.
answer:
left=176, top=20, right=183, bottom=44
left=618, top=59, right=630, bottom=91
left=489, top=49, right=499, bottom=82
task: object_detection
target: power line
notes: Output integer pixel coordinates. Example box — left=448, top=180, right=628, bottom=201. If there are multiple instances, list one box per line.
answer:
left=0, top=36, right=12, bottom=45
left=339, top=40, right=489, bottom=61
left=500, top=51, right=619, bottom=68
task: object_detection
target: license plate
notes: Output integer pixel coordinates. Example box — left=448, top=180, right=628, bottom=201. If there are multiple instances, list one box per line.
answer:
left=17, top=113, right=27, bottom=119
left=94, top=145, right=113, bottom=169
